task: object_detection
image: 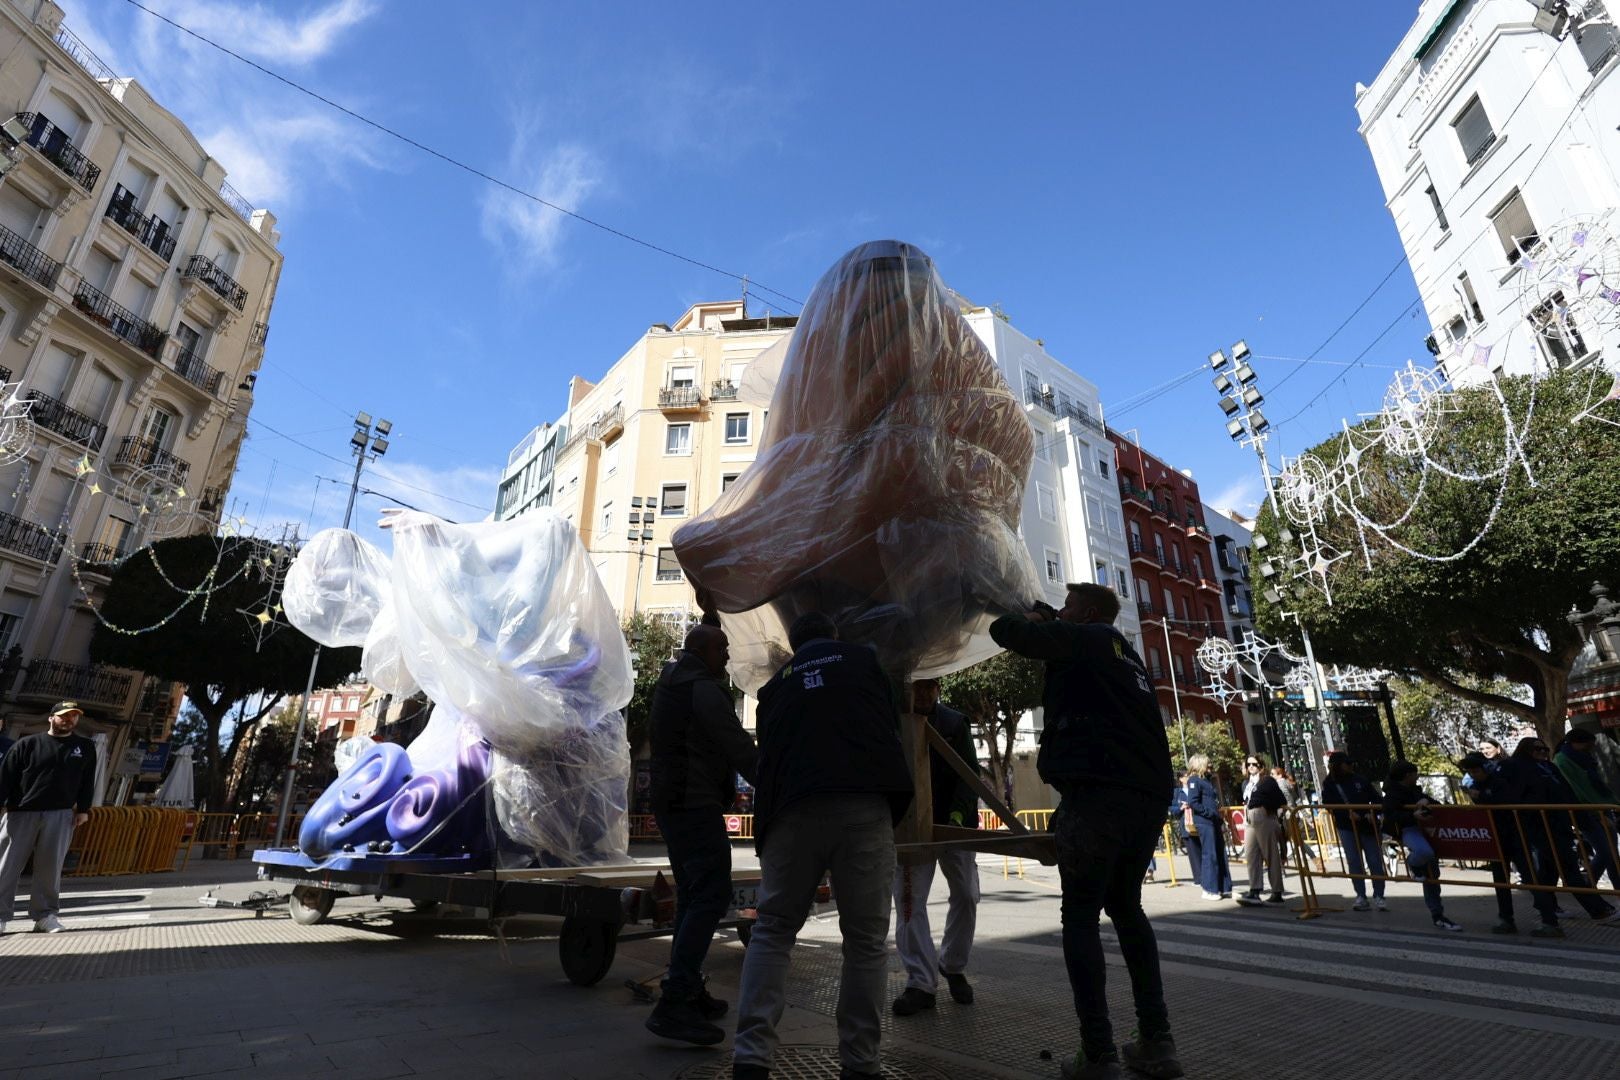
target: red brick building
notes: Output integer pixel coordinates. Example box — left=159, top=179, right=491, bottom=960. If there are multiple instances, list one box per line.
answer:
left=304, top=683, right=369, bottom=742
left=1110, top=433, right=1247, bottom=742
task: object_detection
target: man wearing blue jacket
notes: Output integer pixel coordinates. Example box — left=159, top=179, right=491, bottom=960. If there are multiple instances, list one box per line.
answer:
left=991, top=583, right=1179, bottom=1080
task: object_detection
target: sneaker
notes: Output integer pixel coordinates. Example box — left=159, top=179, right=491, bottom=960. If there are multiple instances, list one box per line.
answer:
left=1264, top=894, right=1285, bottom=905
left=694, top=986, right=728, bottom=1021
left=645, top=994, right=725, bottom=1045
left=733, top=1065, right=770, bottom=1080
left=1433, top=917, right=1463, bottom=932
left=1530, top=923, right=1566, bottom=939
left=1061, top=1052, right=1125, bottom=1080
left=1199, top=891, right=1221, bottom=901
left=33, top=915, right=64, bottom=933
left=940, top=968, right=974, bottom=1005
left=1351, top=898, right=1370, bottom=912
left=1373, top=897, right=1389, bottom=912
left=1490, top=920, right=1517, bottom=935
left=1120, top=1032, right=1184, bottom=1079
left=891, top=987, right=936, bottom=1016
left=1235, top=893, right=1263, bottom=907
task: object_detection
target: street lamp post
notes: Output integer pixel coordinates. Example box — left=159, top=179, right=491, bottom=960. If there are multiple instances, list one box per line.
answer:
left=273, top=411, right=392, bottom=848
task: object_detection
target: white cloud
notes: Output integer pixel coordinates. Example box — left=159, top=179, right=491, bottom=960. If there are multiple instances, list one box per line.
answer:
left=135, top=0, right=376, bottom=66
left=366, top=459, right=498, bottom=525
left=197, top=112, right=383, bottom=209
left=1204, top=474, right=1264, bottom=518
left=479, top=121, right=604, bottom=275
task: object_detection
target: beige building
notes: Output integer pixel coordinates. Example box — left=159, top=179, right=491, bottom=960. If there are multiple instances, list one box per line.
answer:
left=532, top=300, right=795, bottom=632
left=0, top=0, right=278, bottom=770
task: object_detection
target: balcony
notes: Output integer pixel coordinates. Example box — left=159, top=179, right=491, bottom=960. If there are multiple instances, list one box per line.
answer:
left=1129, top=536, right=1157, bottom=565
left=219, top=178, right=254, bottom=224
left=24, top=389, right=106, bottom=450
left=78, top=542, right=125, bottom=578
left=1059, top=400, right=1106, bottom=435
left=1197, top=577, right=1222, bottom=594
left=710, top=380, right=739, bottom=401
left=113, top=436, right=190, bottom=482
left=250, top=321, right=269, bottom=347
left=135, top=678, right=178, bottom=717
left=181, top=255, right=247, bottom=311
left=592, top=404, right=624, bottom=441
left=0, top=222, right=61, bottom=292
left=71, top=280, right=165, bottom=358
left=659, top=386, right=703, bottom=412
left=200, top=486, right=225, bottom=512
left=173, top=347, right=224, bottom=395
left=17, top=112, right=100, bottom=191
left=104, top=184, right=176, bottom=261
left=1120, top=483, right=1152, bottom=509
left=1136, top=600, right=1156, bottom=619
left=1024, top=387, right=1056, bottom=413
left=0, top=508, right=63, bottom=563
left=18, top=659, right=134, bottom=711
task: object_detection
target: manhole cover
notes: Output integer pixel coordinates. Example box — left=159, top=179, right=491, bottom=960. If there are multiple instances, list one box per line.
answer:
left=676, top=1045, right=951, bottom=1079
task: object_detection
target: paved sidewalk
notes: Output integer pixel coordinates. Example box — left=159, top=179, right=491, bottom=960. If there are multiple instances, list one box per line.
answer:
left=2, top=851, right=1618, bottom=1079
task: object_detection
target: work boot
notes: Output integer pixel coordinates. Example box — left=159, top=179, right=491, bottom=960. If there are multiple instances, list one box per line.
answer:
left=645, top=992, right=725, bottom=1045
left=1120, top=1031, right=1184, bottom=1079
left=695, top=984, right=728, bottom=1020
left=1060, top=1050, right=1124, bottom=1079
left=891, top=987, right=936, bottom=1016
left=941, top=967, right=974, bottom=1004
left=1490, top=919, right=1517, bottom=935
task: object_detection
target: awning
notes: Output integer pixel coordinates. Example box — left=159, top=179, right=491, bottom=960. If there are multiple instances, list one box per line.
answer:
left=1414, top=0, right=1470, bottom=60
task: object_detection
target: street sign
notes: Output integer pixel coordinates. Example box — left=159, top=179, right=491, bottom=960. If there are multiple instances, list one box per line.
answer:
left=140, top=741, right=171, bottom=776
left=725, top=815, right=743, bottom=835
left=114, top=745, right=146, bottom=777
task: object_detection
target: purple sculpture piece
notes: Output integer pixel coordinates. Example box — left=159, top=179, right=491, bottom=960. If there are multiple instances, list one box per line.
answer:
left=298, top=742, right=412, bottom=857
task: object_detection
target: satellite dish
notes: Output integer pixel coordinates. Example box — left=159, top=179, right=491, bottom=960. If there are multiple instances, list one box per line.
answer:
left=334, top=735, right=372, bottom=776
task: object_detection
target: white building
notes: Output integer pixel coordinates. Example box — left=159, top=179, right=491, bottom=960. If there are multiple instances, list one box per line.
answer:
left=495, top=418, right=565, bottom=521
left=960, top=307, right=1142, bottom=656
left=1356, top=0, right=1620, bottom=382
left=1203, top=504, right=1266, bottom=748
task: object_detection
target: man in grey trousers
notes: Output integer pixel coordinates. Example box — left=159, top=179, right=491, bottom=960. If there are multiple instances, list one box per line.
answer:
left=732, top=613, right=913, bottom=1080
left=0, top=702, right=97, bottom=933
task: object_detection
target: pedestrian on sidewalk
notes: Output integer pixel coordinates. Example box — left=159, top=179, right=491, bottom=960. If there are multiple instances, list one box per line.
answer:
left=0, top=702, right=96, bottom=934
left=1382, top=761, right=1462, bottom=932
left=1510, top=737, right=1619, bottom=922
left=1236, top=754, right=1286, bottom=907
left=1554, top=729, right=1620, bottom=890
left=732, top=613, right=912, bottom=1080
left=1170, top=771, right=1203, bottom=894
left=891, top=678, right=981, bottom=1018
left=990, top=583, right=1182, bottom=1080
left=1318, top=752, right=1387, bottom=912
left=645, top=625, right=759, bottom=1046
left=1459, top=751, right=1561, bottom=937
left=1184, top=755, right=1231, bottom=900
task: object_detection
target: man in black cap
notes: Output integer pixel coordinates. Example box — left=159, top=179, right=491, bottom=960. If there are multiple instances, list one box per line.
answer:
left=0, top=702, right=97, bottom=934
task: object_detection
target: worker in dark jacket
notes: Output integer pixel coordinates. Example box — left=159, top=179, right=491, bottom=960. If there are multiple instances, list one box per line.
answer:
left=989, top=582, right=1180, bottom=1080
left=733, top=612, right=912, bottom=1080
left=645, top=625, right=758, bottom=1046
left=0, top=702, right=97, bottom=934
left=1460, top=751, right=1561, bottom=936
left=1319, top=752, right=1387, bottom=912
left=892, top=678, right=983, bottom=1017
left=1509, top=737, right=1618, bottom=921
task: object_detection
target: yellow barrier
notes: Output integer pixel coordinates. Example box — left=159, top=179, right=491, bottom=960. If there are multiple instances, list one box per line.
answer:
left=629, top=812, right=755, bottom=843
left=179, top=811, right=306, bottom=868
left=66, top=807, right=192, bottom=877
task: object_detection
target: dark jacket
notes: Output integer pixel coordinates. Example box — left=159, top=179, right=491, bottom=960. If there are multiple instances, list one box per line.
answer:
left=1319, top=772, right=1380, bottom=831
left=1380, top=779, right=1432, bottom=839
left=0, top=732, right=97, bottom=812
left=1244, top=775, right=1287, bottom=814
left=988, top=614, right=1171, bottom=804
left=1186, top=775, right=1224, bottom=824
left=649, top=651, right=757, bottom=813
left=927, top=703, right=980, bottom=828
left=752, top=638, right=913, bottom=849
left=1466, top=760, right=1535, bottom=859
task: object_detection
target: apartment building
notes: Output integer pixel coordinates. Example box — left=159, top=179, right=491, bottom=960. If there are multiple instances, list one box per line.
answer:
left=1356, top=0, right=1620, bottom=381
left=0, top=1, right=278, bottom=766
left=1203, top=503, right=1266, bottom=749
left=1111, top=433, right=1245, bottom=738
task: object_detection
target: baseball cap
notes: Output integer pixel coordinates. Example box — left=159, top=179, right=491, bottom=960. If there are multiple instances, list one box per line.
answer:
left=1458, top=751, right=1488, bottom=770
left=50, top=701, right=83, bottom=717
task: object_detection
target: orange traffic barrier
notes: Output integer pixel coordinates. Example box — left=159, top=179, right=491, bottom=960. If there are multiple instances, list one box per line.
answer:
left=65, top=807, right=192, bottom=876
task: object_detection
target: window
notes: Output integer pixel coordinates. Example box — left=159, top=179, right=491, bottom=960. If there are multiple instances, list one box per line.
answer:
left=1193, top=553, right=1206, bottom=580
left=96, top=515, right=133, bottom=555
left=656, top=547, right=682, bottom=581
left=1084, top=495, right=1103, bottom=528
left=1457, top=273, right=1484, bottom=325
left=725, top=412, right=750, bottom=444
left=1528, top=292, right=1588, bottom=368
left=1136, top=576, right=1151, bottom=602
left=1129, top=521, right=1142, bottom=547
left=669, top=364, right=695, bottom=389
left=600, top=501, right=613, bottom=533
left=1162, top=587, right=1175, bottom=618
left=1097, top=457, right=1110, bottom=478
left=721, top=472, right=740, bottom=492
left=1171, top=543, right=1184, bottom=571
left=1453, top=96, right=1496, bottom=165
left=140, top=406, right=175, bottom=449
left=660, top=483, right=688, bottom=517
left=1154, top=533, right=1166, bottom=562
left=1424, top=181, right=1449, bottom=231
left=0, top=608, right=24, bottom=653
left=665, top=423, right=692, bottom=455
left=1094, top=561, right=1108, bottom=586
left=1444, top=316, right=1467, bottom=346
left=1044, top=548, right=1063, bottom=583
left=1036, top=484, right=1057, bottom=522
left=1147, top=647, right=1163, bottom=679
left=604, top=440, right=619, bottom=475
left=1117, top=569, right=1130, bottom=598
left=1490, top=189, right=1538, bottom=263
left=1035, top=436, right=1052, bottom=463
left=1110, top=509, right=1124, bottom=538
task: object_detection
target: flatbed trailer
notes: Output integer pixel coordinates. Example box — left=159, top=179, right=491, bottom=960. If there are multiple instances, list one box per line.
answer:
left=252, top=849, right=785, bottom=987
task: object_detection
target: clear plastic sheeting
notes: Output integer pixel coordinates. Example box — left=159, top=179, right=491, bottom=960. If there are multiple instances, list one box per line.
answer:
left=674, top=240, right=1041, bottom=691
left=283, top=509, right=635, bottom=865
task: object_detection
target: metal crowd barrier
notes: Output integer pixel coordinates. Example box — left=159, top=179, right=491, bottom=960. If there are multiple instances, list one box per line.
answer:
left=1285, top=802, right=1620, bottom=920
left=65, top=807, right=191, bottom=877
left=179, top=811, right=306, bottom=868
left=629, top=812, right=755, bottom=843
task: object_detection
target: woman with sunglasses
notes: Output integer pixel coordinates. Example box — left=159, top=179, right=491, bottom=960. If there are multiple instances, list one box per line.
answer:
left=1236, top=754, right=1287, bottom=906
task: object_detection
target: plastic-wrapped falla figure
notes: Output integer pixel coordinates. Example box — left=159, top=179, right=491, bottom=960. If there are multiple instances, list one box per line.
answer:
left=673, top=240, right=1040, bottom=690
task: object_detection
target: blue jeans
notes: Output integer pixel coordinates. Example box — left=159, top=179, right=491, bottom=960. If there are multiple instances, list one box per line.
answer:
left=1195, top=817, right=1232, bottom=894
left=1401, top=827, right=1444, bottom=920
left=654, top=808, right=732, bottom=998
left=1182, top=831, right=1204, bottom=890
left=1335, top=822, right=1386, bottom=899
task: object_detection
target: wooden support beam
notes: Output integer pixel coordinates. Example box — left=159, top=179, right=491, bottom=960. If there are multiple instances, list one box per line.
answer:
left=897, top=826, right=1056, bottom=863
left=921, top=720, right=1028, bottom=834
left=894, top=705, right=933, bottom=852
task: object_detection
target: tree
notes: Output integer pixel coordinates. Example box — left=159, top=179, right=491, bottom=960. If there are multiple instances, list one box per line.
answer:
left=939, top=650, right=1044, bottom=809
left=1170, top=716, right=1245, bottom=798
left=230, top=704, right=337, bottom=812
left=623, top=612, right=683, bottom=754
left=1254, top=371, right=1620, bottom=746
left=90, top=535, right=360, bottom=812
left=1390, top=676, right=1526, bottom=765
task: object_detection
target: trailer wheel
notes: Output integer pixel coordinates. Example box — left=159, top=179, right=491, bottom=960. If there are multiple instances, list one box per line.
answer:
left=737, top=921, right=753, bottom=948
left=289, top=885, right=335, bottom=926
left=558, top=918, right=618, bottom=987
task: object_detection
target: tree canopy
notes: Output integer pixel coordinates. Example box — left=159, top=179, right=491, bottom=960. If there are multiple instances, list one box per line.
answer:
left=1253, top=370, right=1620, bottom=744
left=940, top=649, right=1044, bottom=807
left=90, top=534, right=360, bottom=810
left=623, top=612, right=684, bottom=753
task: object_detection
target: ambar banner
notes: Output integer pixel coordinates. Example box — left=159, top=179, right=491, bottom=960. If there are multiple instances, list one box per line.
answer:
left=1423, top=806, right=1502, bottom=861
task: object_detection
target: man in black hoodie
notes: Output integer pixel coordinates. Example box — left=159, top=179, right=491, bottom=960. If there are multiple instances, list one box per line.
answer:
left=732, top=612, right=912, bottom=1080
left=646, top=625, right=758, bottom=1045
left=0, top=702, right=97, bottom=935
left=990, top=583, right=1180, bottom=1080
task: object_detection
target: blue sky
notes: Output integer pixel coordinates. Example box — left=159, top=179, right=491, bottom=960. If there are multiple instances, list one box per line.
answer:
left=61, top=0, right=1430, bottom=541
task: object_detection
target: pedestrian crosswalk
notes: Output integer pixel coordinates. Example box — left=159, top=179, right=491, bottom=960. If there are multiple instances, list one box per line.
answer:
left=11, top=888, right=153, bottom=927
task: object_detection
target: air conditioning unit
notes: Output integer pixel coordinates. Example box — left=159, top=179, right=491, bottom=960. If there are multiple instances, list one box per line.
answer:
left=1040, top=383, right=1053, bottom=397
left=1228, top=604, right=1245, bottom=617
